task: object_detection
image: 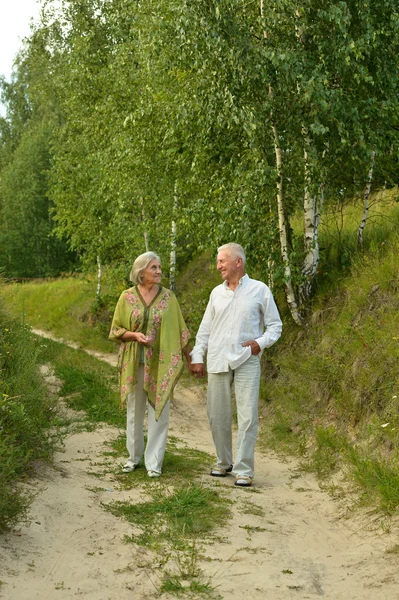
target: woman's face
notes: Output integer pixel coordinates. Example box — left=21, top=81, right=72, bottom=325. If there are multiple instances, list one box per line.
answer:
left=141, top=259, right=162, bottom=286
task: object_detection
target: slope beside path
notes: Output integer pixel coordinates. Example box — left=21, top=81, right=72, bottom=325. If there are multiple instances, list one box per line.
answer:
left=0, top=331, right=398, bottom=599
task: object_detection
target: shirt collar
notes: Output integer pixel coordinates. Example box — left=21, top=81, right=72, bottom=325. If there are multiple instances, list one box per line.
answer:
left=223, top=273, right=249, bottom=289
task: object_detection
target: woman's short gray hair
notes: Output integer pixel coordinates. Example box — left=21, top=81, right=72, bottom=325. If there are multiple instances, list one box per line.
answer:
left=218, top=243, right=246, bottom=266
left=130, top=252, right=160, bottom=284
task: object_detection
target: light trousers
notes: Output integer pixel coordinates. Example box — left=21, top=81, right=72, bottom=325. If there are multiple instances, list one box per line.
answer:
left=207, top=355, right=261, bottom=478
left=126, top=364, right=170, bottom=474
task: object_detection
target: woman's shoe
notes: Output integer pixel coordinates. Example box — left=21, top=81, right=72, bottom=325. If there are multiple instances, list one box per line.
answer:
left=210, top=465, right=233, bottom=477
left=121, top=461, right=136, bottom=473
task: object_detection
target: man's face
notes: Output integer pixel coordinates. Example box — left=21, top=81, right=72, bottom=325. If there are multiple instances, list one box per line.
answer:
left=217, top=250, right=242, bottom=282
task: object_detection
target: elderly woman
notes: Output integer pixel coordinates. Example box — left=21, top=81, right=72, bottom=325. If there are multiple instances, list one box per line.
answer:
left=109, top=251, right=191, bottom=477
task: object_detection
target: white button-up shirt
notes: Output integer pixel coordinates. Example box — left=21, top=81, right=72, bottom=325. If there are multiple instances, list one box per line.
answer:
left=190, top=274, right=282, bottom=373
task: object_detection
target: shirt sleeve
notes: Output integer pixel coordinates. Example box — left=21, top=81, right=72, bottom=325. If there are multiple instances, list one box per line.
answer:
left=255, top=287, right=282, bottom=351
left=190, top=294, right=214, bottom=364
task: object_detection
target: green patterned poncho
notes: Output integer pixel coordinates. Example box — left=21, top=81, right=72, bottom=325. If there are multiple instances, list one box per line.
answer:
left=109, top=286, right=190, bottom=420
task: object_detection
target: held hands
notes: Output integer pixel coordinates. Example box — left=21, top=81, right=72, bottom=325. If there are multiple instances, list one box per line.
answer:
left=242, top=340, right=261, bottom=355
left=190, top=362, right=205, bottom=378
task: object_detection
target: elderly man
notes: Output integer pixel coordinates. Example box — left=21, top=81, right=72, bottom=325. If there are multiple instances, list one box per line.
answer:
left=190, top=243, right=282, bottom=487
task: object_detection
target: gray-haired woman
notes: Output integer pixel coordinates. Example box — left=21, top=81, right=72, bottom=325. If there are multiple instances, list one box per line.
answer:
left=109, top=252, right=192, bottom=477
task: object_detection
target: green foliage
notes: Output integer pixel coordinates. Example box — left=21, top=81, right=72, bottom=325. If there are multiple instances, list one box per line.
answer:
left=0, top=59, right=77, bottom=277
left=0, top=308, right=58, bottom=530
left=1, top=0, right=398, bottom=315
left=177, top=253, right=222, bottom=335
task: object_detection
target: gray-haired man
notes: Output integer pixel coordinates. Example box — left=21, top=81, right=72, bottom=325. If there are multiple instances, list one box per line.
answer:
left=190, top=243, right=282, bottom=487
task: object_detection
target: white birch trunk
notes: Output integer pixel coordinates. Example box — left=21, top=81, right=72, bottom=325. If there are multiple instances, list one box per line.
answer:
left=299, top=142, right=321, bottom=305
left=169, top=184, right=178, bottom=292
left=267, top=257, right=274, bottom=291
left=357, top=151, right=375, bottom=247
left=140, top=197, right=149, bottom=251
left=96, top=254, right=102, bottom=299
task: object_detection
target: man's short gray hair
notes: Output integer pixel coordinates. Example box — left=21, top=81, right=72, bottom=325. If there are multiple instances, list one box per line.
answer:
left=218, top=243, right=246, bottom=266
left=130, top=251, right=160, bottom=284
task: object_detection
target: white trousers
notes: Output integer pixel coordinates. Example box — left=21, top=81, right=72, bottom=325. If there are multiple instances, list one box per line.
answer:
left=126, top=364, right=170, bottom=474
left=207, top=355, right=261, bottom=478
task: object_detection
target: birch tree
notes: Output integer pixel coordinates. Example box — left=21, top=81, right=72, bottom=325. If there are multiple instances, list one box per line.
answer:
left=357, top=151, right=375, bottom=247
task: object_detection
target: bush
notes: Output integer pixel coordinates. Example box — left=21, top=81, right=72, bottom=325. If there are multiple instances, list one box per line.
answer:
left=0, top=307, right=58, bottom=531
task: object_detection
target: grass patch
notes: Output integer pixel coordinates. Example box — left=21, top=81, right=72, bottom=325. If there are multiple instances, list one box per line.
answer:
left=107, top=483, right=230, bottom=548
left=302, top=426, right=349, bottom=480
left=111, top=480, right=231, bottom=594
left=159, top=540, right=222, bottom=598
left=0, top=276, right=116, bottom=353
left=239, top=525, right=267, bottom=534
left=33, top=335, right=123, bottom=428
left=347, top=449, right=399, bottom=514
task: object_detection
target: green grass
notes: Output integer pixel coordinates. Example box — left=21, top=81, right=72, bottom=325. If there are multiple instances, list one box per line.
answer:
left=0, top=276, right=116, bottom=353
left=108, top=483, right=230, bottom=548
left=0, top=308, right=60, bottom=531
left=33, top=335, right=123, bottom=427
left=301, top=426, right=349, bottom=480
left=347, top=449, right=399, bottom=514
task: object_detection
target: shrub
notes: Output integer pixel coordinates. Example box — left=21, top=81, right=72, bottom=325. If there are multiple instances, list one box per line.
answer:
left=0, top=307, right=58, bottom=530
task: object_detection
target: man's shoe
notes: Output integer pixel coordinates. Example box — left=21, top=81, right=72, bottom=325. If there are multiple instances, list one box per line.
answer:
left=234, top=475, right=252, bottom=487
left=147, top=470, right=161, bottom=478
left=210, top=465, right=233, bottom=477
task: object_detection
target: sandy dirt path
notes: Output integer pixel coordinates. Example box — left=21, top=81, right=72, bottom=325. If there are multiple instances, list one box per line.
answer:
left=1, top=332, right=398, bottom=599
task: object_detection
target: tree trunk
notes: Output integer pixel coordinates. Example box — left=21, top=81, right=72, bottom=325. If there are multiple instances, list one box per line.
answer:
left=140, top=197, right=149, bottom=251
left=357, top=151, right=375, bottom=247
left=299, top=142, right=322, bottom=305
left=96, top=254, right=102, bottom=299
left=169, top=184, right=178, bottom=292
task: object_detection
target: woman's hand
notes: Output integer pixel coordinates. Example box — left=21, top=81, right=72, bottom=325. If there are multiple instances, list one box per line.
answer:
left=120, top=331, right=149, bottom=344
left=133, top=332, right=150, bottom=345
